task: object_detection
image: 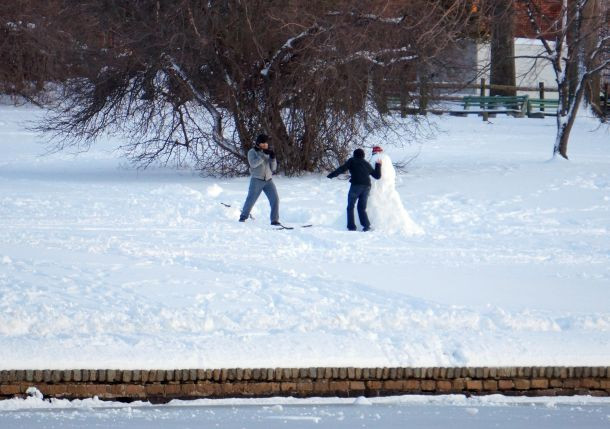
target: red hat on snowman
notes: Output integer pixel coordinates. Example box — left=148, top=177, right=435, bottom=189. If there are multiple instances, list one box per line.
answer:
left=372, top=146, right=383, bottom=154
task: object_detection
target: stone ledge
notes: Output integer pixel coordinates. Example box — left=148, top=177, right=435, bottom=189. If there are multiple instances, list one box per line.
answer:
left=0, top=367, right=608, bottom=402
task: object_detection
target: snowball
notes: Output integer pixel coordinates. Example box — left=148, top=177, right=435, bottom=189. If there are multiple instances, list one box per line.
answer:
left=206, top=184, right=223, bottom=198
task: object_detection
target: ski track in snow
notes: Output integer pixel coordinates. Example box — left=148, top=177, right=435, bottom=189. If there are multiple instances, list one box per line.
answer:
left=0, top=104, right=609, bottom=369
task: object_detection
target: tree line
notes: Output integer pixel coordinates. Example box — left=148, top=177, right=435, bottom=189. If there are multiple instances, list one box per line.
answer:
left=1, top=1, right=608, bottom=172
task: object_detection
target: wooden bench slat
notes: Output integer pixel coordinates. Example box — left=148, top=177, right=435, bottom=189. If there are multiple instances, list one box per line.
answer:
left=526, top=98, right=559, bottom=117
left=462, top=95, right=529, bottom=117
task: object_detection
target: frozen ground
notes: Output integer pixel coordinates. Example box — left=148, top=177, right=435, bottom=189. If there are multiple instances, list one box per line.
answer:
left=1, top=393, right=610, bottom=429
left=0, top=104, right=609, bottom=369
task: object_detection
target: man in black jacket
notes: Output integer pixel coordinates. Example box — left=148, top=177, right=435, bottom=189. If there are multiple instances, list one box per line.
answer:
left=327, top=148, right=382, bottom=231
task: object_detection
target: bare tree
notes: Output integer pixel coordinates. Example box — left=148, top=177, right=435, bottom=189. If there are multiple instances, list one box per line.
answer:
left=520, top=0, right=609, bottom=159
left=35, top=0, right=475, bottom=175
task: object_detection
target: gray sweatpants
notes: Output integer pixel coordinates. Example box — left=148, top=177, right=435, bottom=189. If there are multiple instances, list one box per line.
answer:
left=240, top=178, right=279, bottom=223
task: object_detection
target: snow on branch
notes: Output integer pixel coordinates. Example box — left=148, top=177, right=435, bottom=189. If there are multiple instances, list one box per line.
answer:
left=261, top=25, right=321, bottom=77
left=260, top=11, right=418, bottom=76
left=344, top=47, right=417, bottom=67
left=588, top=34, right=610, bottom=63
left=326, top=11, right=404, bottom=24
left=584, top=58, right=610, bottom=78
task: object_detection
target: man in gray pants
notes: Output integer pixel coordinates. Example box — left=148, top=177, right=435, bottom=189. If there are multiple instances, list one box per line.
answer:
left=239, top=134, right=280, bottom=225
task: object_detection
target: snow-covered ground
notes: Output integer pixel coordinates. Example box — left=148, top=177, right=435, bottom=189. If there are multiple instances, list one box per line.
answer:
left=1, top=393, right=610, bottom=429
left=0, top=104, right=609, bottom=369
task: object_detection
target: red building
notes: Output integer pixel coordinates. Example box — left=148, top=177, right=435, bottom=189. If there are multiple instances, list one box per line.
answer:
left=514, top=0, right=563, bottom=39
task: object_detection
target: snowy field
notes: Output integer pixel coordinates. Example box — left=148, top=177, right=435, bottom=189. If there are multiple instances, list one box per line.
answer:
left=0, top=103, right=609, bottom=369
left=1, top=393, right=610, bottom=429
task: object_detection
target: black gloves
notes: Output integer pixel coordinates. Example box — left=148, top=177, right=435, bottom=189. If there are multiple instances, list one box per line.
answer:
left=263, top=149, right=275, bottom=159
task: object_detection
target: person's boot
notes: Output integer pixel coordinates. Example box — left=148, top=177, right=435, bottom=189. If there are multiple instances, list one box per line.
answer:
left=239, top=216, right=247, bottom=222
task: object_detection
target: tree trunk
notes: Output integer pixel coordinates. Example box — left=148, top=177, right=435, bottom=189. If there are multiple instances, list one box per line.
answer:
left=554, top=115, right=572, bottom=159
left=583, top=0, right=602, bottom=112
left=417, top=64, right=430, bottom=114
left=566, top=0, right=580, bottom=103
left=554, top=83, right=585, bottom=159
left=490, top=0, right=516, bottom=96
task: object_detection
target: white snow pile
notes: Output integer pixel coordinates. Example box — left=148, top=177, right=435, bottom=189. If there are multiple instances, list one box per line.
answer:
left=0, top=103, right=609, bottom=369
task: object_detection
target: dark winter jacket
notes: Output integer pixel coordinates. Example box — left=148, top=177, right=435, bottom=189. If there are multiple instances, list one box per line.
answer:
left=327, top=157, right=381, bottom=186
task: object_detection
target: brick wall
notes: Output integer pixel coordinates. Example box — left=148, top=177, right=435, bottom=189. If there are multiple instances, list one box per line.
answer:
left=1, top=367, right=609, bottom=402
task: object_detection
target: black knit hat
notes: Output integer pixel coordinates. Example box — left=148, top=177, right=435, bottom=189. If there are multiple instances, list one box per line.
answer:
left=353, top=148, right=365, bottom=159
left=255, top=134, right=270, bottom=145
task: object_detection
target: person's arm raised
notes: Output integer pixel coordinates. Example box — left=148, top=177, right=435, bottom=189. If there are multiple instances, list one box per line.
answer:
left=327, top=159, right=351, bottom=179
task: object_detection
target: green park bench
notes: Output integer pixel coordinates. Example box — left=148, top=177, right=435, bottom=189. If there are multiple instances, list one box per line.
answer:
left=462, top=95, right=530, bottom=117
left=526, top=98, right=559, bottom=118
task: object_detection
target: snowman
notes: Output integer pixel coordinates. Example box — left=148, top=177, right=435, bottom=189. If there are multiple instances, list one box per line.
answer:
left=368, top=146, right=424, bottom=235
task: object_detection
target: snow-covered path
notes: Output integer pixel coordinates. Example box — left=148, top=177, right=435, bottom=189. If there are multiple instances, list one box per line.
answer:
left=0, top=104, right=609, bottom=369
